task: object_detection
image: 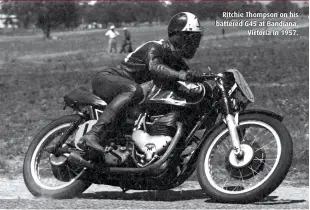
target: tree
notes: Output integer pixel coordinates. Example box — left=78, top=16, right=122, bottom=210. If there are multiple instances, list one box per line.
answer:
left=1, top=1, right=36, bottom=28
left=168, top=2, right=198, bottom=17
left=83, top=3, right=109, bottom=27
left=227, top=1, right=248, bottom=13
left=82, top=1, right=167, bottom=26
left=266, top=0, right=299, bottom=13
left=249, top=2, right=264, bottom=13
left=1, top=1, right=81, bottom=38
left=36, top=2, right=81, bottom=38
left=134, top=2, right=167, bottom=24
left=301, top=1, right=309, bottom=15
left=194, top=1, right=229, bottom=20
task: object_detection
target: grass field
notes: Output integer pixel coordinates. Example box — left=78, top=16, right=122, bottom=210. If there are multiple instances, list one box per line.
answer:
left=0, top=18, right=308, bottom=183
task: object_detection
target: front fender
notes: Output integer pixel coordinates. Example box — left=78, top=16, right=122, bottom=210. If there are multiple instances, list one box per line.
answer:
left=240, top=109, right=283, bottom=122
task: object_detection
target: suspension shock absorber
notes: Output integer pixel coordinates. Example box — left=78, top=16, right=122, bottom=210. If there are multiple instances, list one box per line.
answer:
left=54, top=110, right=87, bottom=155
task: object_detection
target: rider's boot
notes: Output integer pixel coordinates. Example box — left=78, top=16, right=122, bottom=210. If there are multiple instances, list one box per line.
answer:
left=77, top=107, right=116, bottom=153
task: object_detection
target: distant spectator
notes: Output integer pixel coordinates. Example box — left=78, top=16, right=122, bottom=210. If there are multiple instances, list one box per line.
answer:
left=105, top=25, right=119, bottom=53
left=222, top=28, right=225, bottom=39
left=120, top=27, right=133, bottom=53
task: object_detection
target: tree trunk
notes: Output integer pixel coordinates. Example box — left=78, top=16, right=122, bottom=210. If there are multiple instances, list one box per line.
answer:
left=43, top=23, right=51, bottom=39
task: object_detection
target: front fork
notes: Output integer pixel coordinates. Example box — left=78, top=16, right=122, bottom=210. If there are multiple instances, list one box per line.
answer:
left=218, top=78, right=243, bottom=158
left=225, top=113, right=243, bottom=158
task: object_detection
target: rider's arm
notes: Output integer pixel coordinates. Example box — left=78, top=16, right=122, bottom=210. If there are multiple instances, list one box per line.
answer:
left=147, top=44, right=187, bottom=81
left=176, top=58, right=190, bottom=71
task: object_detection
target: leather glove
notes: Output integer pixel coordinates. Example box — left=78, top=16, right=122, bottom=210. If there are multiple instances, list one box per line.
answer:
left=178, top=70, right=188, bottom=81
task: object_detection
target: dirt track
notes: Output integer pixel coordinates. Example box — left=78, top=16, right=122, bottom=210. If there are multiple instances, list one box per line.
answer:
left=0, top=177, right=308, bottom=209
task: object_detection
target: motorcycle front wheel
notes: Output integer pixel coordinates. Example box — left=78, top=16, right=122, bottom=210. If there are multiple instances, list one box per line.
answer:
left=23, top=115, right=91, bottom=199
left=197, top=113, right=293, bottom=203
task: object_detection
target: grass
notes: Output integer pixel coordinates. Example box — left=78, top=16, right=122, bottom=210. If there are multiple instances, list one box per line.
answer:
left=0, top=18, right=308, bottom=184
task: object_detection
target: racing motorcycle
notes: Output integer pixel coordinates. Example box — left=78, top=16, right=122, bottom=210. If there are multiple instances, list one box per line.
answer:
left=23, top=68, right=293, bottom=203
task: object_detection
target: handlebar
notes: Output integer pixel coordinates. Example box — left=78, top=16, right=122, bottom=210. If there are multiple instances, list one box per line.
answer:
left=200, top=73, right=219, bottom=81
left=186, top=71, right=223, bottom=83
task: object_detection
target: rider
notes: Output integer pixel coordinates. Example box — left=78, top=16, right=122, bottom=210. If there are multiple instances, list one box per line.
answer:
left=78, top=12, right=204, bottom=153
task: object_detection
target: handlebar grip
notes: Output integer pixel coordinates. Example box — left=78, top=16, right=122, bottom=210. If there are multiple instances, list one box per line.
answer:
left=199, top=74, right=213, bottom=80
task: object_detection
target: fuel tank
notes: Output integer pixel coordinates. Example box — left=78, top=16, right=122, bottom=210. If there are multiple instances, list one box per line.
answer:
left=140, top=81, right=206, bottom=107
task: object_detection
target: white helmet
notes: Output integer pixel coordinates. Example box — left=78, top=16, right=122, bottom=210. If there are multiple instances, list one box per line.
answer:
left=167, top=12, right=203, bottom=59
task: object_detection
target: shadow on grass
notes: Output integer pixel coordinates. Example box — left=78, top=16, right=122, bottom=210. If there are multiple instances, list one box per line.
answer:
left=79, top=189, right=207, bottom=201
left=254, top=196, right=306, bottom=205
left=79, top=190, right=306, bottom=205
left=204, top=195, right=306, bottom=205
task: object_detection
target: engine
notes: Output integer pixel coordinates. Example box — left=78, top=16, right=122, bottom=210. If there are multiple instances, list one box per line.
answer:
left=132, top=112, right=178, bottom=162
left=101, top=111, right=179, bottom=167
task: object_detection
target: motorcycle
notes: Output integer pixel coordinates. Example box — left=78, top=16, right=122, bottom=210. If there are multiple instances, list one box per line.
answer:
left=23, top=68, right=293, bottom=203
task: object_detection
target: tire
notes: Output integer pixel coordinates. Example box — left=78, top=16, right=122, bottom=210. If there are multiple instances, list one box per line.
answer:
left=23, top=115, right=91, bottom=199
left=197, top=113, right=293, bottom=203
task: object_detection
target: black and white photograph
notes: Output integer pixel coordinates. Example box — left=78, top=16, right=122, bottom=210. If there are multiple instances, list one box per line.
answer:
left=0, top=0, right=308, bottom=209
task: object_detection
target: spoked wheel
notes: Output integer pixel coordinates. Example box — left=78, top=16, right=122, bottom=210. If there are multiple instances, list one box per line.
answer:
left=197, top=113, right=293, bottom=203
left=23, top=115, right=91, bottom=199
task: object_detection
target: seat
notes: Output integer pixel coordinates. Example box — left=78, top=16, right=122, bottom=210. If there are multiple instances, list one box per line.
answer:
left=64, top=86, right=107, bottom=108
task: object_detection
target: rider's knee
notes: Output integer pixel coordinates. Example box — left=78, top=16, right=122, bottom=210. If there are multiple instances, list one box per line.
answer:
left=128, top=84, right=144, bottom=102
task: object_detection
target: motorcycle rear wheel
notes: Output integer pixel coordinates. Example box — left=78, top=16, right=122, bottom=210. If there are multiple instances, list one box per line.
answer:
left=197, top=113, right=293, bottom=203
left=23, top=115, right=91, bottom=199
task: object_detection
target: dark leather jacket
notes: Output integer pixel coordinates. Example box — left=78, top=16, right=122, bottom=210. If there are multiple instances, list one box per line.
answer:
left=124, top=30, right=131, bottom=41
left=105, top=39, right=189, bottom=84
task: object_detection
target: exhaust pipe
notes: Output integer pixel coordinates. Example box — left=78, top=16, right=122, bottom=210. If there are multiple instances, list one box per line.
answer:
left=66, top=151, right=95, bottom=169
left=66, top=122, right=183, bottom=174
